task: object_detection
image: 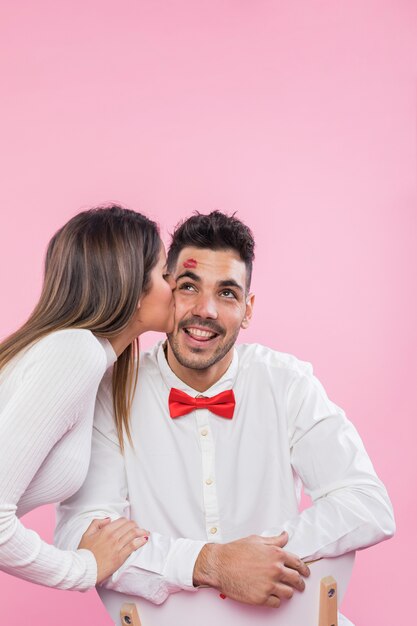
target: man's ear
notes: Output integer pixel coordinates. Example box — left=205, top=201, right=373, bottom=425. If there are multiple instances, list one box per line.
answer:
left=241, top=293, right=255, bottom=329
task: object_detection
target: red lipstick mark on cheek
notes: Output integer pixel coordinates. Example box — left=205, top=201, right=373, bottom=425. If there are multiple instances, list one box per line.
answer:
left=183, top=258, right=197, bottom=268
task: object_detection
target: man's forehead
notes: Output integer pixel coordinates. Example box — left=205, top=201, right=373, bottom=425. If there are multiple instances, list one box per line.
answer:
left=175, top=247, right=246, bottom=278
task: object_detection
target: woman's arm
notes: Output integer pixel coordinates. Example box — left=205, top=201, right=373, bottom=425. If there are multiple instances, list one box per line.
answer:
left=0, top=331, right=105, bottom=589
left=55, top=401, right=205, bottom=604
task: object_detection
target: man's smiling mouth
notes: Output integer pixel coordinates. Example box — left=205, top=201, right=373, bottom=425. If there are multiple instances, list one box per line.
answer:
left=183, top=327, right=219, bottom=342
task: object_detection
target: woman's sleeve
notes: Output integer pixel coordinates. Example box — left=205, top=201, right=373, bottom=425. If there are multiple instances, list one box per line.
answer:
left=0, top=331, right=105, bottom=589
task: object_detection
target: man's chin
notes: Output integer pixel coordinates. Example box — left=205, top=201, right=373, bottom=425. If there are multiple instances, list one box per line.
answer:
left=167, top=335, right=221, bottom=370
left=173, top=347, right=218, bottom=370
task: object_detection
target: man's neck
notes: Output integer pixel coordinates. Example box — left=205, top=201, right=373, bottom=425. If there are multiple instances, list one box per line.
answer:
left=165, top=343, right=234, bottom=393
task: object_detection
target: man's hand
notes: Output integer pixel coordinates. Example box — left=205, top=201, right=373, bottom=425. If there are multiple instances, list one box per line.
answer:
left=193, top=531, right=310, bottom=608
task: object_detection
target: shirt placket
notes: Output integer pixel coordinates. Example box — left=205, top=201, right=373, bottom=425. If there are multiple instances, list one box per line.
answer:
left=194, top=399, right=222, bottom=542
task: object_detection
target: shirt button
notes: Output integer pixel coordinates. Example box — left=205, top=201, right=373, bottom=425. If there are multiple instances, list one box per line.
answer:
left=210, top=527, right=218, bottom=535
left=205, top=478, right=213, bottom=485
left=200, top=428, right=208, bottom=437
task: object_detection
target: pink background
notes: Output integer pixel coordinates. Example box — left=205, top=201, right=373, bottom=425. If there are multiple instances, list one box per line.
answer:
left=0, top=1, right=415, bottom=624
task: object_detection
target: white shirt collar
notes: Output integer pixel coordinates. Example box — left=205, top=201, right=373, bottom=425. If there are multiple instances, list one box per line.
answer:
left=156, top=341, right=239, bottom=397
left=95, top=336, right=117, bottom=370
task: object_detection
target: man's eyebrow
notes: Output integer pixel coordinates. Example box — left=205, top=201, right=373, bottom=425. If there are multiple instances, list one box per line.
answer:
left=176, top=270, right=201, bottom=282
left=217, top=279, right=244, bottom=292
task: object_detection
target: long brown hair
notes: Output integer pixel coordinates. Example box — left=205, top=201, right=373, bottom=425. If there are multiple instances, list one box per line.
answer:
left=0, top=205, right=161, bottom=450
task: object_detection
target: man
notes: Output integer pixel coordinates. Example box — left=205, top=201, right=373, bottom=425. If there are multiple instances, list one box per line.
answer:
left=55, top=211, right=395, bottom=619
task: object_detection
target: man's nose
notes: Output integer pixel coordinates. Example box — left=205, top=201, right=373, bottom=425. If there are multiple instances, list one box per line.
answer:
left=191, top=293, right=218, bottom=319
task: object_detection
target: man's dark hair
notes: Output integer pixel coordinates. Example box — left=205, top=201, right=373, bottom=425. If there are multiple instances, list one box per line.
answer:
left=167, top=211, right=255, bottom=290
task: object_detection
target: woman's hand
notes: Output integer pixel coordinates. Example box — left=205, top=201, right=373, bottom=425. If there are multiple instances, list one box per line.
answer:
left=78, top=517, right=149, bottom=583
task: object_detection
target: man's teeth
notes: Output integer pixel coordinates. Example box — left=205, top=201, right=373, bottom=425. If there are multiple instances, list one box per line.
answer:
left=186, top=328, right=216, bottom=339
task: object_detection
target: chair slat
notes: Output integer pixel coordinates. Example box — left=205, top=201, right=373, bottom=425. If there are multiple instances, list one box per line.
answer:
left=318, top=576, right=338, bottom=626
left=120, top=602, right=142, bottom=626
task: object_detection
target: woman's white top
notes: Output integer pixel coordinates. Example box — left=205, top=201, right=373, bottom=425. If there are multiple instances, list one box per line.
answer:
left=0, top=329, right=116, bottom=590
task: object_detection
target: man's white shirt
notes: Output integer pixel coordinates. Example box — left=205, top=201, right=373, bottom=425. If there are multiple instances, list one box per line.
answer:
left=55, top=342, right=395, bottom=605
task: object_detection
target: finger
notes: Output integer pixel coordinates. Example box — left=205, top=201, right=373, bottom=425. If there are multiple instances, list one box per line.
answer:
left=265, top=595, right=281, bottom=608
left=110, top=520, right=140, bottom=542
left=112, top=522, right=150, bottom=544
left=84, top=517, right=111, bottom=536
left=119, top=536, right=148, bottom=562
left=105, top=517, right=130, bottom=531
left=118, top=526, right=149, bottom=549
left=277, top=566, right=306, bottom=592
left=272, top=582, right=295, bottom=600
left=96, top=517, right=112, bottom=529
left=282, top=552, right=310, bottom=577
left=104, top=518, right=137, bottom=538
left=263, top=531, right=288, bottom=548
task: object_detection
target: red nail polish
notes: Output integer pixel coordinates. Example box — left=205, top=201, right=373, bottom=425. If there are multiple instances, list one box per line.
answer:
left=144, top=536, right=149, bottom=541
left=219, top=593, right=226, bottom=600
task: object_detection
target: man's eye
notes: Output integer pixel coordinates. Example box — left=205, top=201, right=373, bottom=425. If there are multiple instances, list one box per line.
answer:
left=220, top=290, right=236, bottom=299
left=179, top=283, right=197, bottom=292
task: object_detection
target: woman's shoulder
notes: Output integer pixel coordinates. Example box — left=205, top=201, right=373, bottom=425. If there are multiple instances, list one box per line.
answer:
left=34, top=328, right=101, bottom=351
left=25, top=329, right=108, bottom=375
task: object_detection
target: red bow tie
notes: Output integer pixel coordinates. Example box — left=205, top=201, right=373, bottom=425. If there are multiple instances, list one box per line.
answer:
left=169, top=388, right=235, bottom=419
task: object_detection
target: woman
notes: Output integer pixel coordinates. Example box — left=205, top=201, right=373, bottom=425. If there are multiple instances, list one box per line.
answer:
left=0, top=205, right=175, bottom=590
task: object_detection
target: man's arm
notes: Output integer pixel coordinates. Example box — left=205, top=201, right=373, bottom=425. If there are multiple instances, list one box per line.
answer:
left=192, top=367, right=395, bottom=606
left=264, top=371, right=395, bottom=560
left=55, top=398, right=205, bottom=605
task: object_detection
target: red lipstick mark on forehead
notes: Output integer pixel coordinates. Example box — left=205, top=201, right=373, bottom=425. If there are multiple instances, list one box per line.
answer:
left=183, top=258, right=197, bottom=268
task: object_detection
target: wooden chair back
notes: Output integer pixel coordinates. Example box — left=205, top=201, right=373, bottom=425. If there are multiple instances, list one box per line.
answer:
left=98, top=552, right=355, bottom=626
